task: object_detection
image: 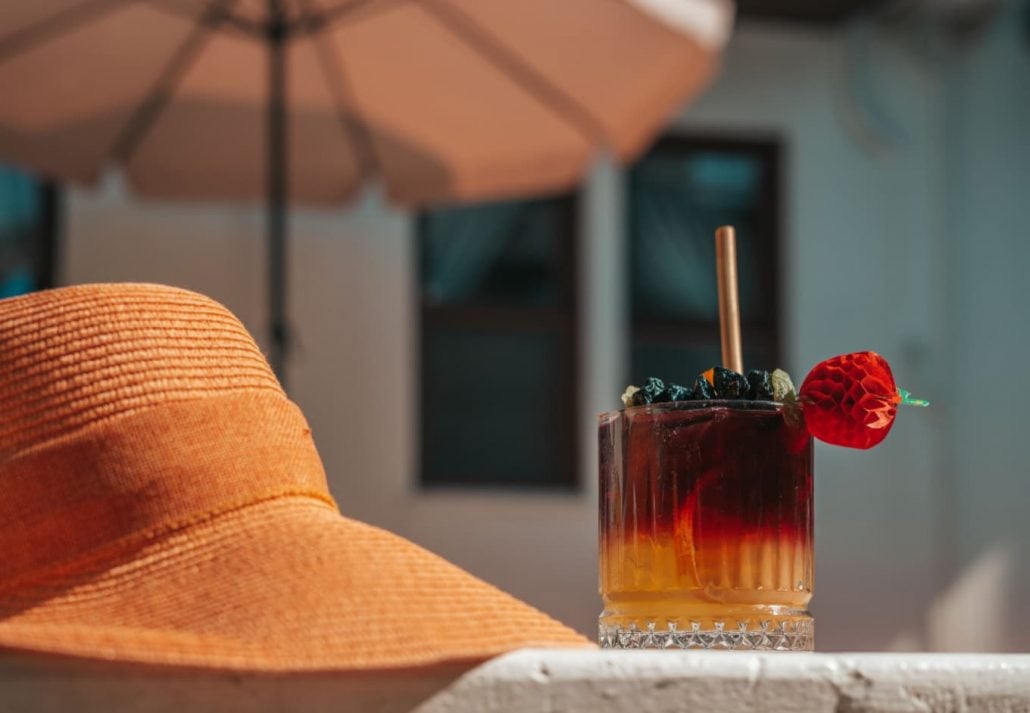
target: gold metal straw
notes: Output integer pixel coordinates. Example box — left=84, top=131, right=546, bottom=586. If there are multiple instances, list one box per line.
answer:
left=715, top=225, right=743, bottom=373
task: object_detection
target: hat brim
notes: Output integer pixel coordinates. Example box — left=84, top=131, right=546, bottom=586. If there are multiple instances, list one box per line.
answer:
left=0, top=497, right=591, bottom=671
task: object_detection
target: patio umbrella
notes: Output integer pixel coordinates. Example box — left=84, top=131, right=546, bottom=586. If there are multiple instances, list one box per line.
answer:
left=0, top=0, right=732, bottom=382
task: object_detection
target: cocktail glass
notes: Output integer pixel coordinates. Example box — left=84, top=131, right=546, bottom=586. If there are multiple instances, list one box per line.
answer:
left=598, top=400, right=814, bottom=650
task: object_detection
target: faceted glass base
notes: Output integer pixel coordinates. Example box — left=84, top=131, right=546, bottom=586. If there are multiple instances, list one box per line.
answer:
left=599, top=618, right=814, bottom=651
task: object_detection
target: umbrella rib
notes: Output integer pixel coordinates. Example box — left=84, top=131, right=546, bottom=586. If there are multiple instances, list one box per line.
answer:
left=110, top=2, right=232, bottom=164
left=418, top=0, right=609, bottom=146
left=142, top=0, right=268, bottom=39
left=299, top=0, right=382, bottom=177
left=294, top=0, right=400, bottom=32
left=0, top=0, right=130, bottom=66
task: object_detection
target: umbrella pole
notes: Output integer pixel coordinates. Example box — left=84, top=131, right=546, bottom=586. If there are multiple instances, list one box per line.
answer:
left=267, top=11, right=288, bottom=387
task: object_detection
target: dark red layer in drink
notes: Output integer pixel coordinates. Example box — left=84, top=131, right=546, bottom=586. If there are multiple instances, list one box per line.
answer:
left=599, top=401, right=813, bottom=597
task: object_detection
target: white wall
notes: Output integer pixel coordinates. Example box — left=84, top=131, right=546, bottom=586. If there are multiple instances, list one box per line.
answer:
left=61, top=10, right=1028, bottom=650
left=933, top=2, right=1030, bottom=652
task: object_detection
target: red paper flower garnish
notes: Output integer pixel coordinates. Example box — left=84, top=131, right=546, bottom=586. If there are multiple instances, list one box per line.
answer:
left=798, top=351, right=919, bottom=449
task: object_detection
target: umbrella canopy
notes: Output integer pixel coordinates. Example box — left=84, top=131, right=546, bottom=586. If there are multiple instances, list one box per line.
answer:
left=0, top=0, right=732, bottom=377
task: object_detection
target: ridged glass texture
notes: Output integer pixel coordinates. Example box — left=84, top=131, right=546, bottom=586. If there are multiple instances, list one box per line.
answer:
left=599, top=401, right=814, bottom=650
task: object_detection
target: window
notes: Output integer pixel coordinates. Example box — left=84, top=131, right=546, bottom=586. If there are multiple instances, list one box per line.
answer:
left=418, top=195, right=577, bottom=490
left=628, top=136, right=781, bottom=383
left=1, top=164, right=58, bottom=297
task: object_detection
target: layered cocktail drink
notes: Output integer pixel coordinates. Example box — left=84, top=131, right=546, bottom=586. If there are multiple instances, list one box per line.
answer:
left=598, top=399, right=814, bottom=650
left=597, top=227, right=926, bottom=650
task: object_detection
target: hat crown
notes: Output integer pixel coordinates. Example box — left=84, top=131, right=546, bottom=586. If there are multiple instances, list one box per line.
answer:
left=0, top=283, right=281, bottom=460
left=0, top=284, right=330, bottom=584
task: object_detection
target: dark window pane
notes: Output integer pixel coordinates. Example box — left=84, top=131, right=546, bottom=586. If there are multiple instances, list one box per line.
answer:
left=0, top=165, right=47, bottom=298
left=422, top=326, right=571, bottom=488
left=419, top=191, right=577, bottom=490
left=631, top=342, right=722, bottom=386
left=420, top=197, right=570, bottom=309
left=629, top=149, right=770, bottom=323
left=628, top=137, right=781, bottom=384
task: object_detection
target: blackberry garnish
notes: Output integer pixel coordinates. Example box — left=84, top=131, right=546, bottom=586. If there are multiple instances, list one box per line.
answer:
left=713, top=366, right=749, bottom=398
left=666, top=383, right=691, bottom=402
left=692, top=375, right=716, bottom=400
left=642, top=376, right=668, bottom=403
left=746, top=369, right=774, bottom=400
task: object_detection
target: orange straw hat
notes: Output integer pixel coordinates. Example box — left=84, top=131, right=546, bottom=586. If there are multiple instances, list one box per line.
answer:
left=0, top=283, right=589, bottom=671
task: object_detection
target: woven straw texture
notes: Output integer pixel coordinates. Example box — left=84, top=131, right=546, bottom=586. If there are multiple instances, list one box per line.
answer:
left=0, top=283, right=589, bottom=671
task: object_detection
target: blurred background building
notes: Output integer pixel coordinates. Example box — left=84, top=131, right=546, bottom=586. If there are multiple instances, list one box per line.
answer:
left=3, top=0, right=1028, bottom=651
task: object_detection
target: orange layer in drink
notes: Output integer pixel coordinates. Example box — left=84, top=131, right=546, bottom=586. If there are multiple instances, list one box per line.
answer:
left=599, top=402, right=813, bottom=628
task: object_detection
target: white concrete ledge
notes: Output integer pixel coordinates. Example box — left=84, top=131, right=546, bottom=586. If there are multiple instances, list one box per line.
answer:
left=2, top=650, right=1029, bottom=713
left=417, top=650, right=1030, bottom=712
